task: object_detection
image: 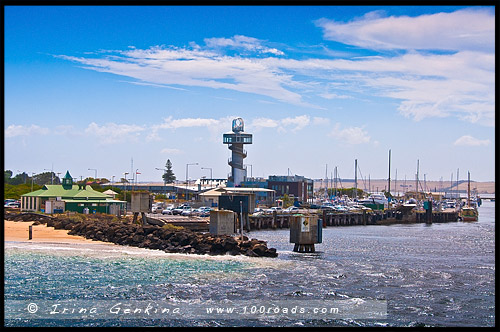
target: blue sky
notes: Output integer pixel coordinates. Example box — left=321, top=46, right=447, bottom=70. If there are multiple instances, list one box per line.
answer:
left=4, top=5, right=495, bottom=183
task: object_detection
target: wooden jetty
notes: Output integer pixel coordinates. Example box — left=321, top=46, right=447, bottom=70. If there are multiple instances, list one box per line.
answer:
left=148, top=208, right=460, bottom=232
left=248, top=209, right=460, bottom=230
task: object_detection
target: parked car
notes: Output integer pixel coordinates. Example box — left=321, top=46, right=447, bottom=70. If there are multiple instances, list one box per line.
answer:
left=266, top=206, right=283, bottom=213
left=4, top=201, right=20, bottom=208
left=195, top=207, right=212, bottom=217
left=284, top=206, right=299, bottom=213
left=152, top=206, right=163, bottom=213
left=172, top=204, right=190, bottom=215
left=161, top=207, right=174, bottom=215
left=180, top=207, right=194, bottom=216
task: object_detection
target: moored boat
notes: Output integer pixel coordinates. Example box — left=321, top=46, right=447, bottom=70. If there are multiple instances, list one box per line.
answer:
left=358, top=193, right=388, bottom=210
left=460, top=206, right=478, bottom=222
left=460, top=171, right=479, bottom=222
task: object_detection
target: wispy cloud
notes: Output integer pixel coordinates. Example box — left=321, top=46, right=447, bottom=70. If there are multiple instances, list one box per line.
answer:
left=161, top=148, right=183, bottom=154
left=85, top=122, right=145, bottom=144
left=148, top=115, right=237, bottom=142
left=454, top=135, right=490, bottom=147
left=156, top=116, right=220, bottom=130
left=281, top=115, right=310, bottom=132
left=314, top=8, right=494, bottom=52
left=250, top=115, right=312, bottom=133
left=204, top=35, right=285, bottom=56
left=5, top=124, right=50, bottom=137
left=328, top=123, right=371, bottom=145
left=57, top=8, right=494, bottom=125
left=251, top=117, right=279, bottom=129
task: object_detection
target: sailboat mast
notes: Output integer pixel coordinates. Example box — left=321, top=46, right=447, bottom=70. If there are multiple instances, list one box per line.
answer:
left=388, top=149, right=391, bottom=198
left=467, top=171, right=471, bottom=207
left=416, top=159, right=419, bottom=199
left=354, top=159, right=358, bottom=200
left=334, top=166, right=337, bottom=197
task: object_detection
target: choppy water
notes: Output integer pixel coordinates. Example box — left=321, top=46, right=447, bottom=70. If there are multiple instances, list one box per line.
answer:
left=4, top=201, right=495, bottom=327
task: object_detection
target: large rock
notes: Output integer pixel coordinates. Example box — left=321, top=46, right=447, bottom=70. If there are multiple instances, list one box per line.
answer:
left=19, top=213, right=278, bottom=258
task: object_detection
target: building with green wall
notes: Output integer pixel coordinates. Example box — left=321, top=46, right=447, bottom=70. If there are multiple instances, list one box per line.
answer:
left=20, top=171, right=126, bottom=214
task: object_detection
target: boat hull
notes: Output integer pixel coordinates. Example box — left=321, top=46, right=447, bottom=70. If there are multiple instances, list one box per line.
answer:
left=460, top=208, right=478, bottom=222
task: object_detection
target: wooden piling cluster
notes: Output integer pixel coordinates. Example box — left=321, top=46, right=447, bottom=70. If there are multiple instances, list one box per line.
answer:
left=249, top=215, right=290, bottom=230
left=415, top=211, right=459, bottom=223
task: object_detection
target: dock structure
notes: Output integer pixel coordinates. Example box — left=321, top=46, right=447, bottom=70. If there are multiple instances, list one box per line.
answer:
left=147, top=209, right=460, bottom=233
left=249, top=209, right=460, bottom=230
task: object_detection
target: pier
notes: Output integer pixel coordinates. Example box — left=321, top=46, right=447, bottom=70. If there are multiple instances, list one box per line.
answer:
left=248, top=209, right=460, bottom=230
left=146, top=208, right=460, bottom=232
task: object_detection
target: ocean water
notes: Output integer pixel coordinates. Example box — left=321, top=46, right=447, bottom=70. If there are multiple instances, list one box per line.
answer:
left=4, top=200, right=495, bottom=327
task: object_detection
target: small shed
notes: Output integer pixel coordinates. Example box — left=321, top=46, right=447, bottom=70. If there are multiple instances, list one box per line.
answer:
left=103, top=189, right=118, bottom=199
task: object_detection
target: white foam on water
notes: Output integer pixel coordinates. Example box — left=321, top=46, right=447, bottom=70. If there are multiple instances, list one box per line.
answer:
left=4, top=240, right=290, bottom=269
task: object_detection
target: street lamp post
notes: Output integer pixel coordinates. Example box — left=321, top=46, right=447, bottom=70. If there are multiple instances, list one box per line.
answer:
left=123, top=172, right=129, bottom=213
left=186, top=163, right=198, bottom=201
left=201, top=167, right=212, bottom=179
left=112, top=176, right=115, bottom=189
left=155, top=167, right=167, bottom=198
left=201, top=167, right=212, bottom=188
left=29, top=172, right=35, bottom=192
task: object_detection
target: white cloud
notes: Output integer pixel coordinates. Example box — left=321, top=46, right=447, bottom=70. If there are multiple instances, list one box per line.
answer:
left=319, top=92, right=352, bottom=100
left=149, top=115, right=238, bottom=143
left=250, top=115, right=313, bottom=133
left=204, top=35, right=285, bottom=55
left=85, top=122, right=145, bottom=144
left=5, top=124, right=50, bottom=137
left=315, top=8, right=494, bottom=52
left=281, top=115, right=310, bottom=132
left=161, top=148, right=183, bottom=154
left=250, top=118, right=279, bottom=129
left=57, top=9, right=495, bottom=125
left=158, top=116, right=220, bottom=129
left=313, top=117, right=330, bottom=126
left=58, top=44, right=305, bottom=107
left=453, top=135, right=490, bottom=146
left=329, top=123, right=371, bottom=145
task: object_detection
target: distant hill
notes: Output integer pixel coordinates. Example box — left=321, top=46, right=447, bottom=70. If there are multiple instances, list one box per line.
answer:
left=313, top=179, right=495, bottom=194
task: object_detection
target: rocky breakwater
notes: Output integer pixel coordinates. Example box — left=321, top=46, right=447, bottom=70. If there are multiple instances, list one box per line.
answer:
left=40, top=216, right=278, bottom=258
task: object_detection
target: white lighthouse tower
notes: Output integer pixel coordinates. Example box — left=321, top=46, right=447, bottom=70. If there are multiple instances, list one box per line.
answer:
left=223, top=118, right=253, bottom=186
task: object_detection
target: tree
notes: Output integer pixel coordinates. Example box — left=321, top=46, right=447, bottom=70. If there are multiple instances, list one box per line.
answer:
left=5, top=170, right=13, bottom=182
left=33, top=172, right=60, bottom=185
left=163, top=159, right=176, bottom=183
left=4, top=183, right=43, bottom=200
left=4, top=170, right=26, bottom=185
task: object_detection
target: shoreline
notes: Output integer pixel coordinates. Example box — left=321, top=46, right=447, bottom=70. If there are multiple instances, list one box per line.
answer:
left=4, top=220, right=110, bottom=244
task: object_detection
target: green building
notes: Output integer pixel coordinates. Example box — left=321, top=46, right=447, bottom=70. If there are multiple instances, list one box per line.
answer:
left=20, top=171, right=126, bottom=215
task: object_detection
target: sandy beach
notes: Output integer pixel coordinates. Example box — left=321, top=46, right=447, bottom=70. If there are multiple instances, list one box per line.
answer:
left=4, top=220, right=109, bottom=244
